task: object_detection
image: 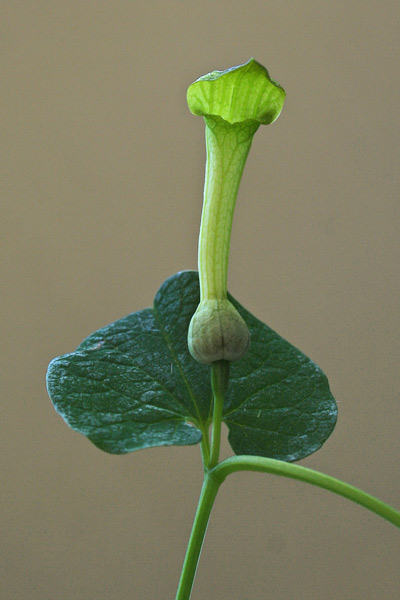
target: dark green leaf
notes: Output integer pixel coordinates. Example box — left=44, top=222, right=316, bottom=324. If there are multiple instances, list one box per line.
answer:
left=47, top=271, right=337, bottom=460
left=47, top=272, right=211, bottom=454
left=225, top=294, right=337, bottom=462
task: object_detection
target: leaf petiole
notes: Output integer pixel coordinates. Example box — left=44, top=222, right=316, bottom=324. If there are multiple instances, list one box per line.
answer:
left=199, top=431, right=210, bottom=468
left=211, top=455, right=400, bottom=528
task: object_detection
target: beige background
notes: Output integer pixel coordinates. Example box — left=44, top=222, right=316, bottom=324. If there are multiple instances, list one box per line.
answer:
left=2, top=2, right=399, bottom=599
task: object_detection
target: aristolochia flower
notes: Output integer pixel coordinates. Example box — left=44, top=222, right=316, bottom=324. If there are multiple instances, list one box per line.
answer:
left=187, top=59, right=285, bottom=364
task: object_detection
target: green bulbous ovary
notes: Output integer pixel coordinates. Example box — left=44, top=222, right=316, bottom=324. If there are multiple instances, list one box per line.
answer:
left=188, top=299, right=250, bottom=365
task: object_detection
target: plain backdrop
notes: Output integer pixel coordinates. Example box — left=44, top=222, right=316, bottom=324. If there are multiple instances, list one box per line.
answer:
left=2, top=2, right=399, bottom=599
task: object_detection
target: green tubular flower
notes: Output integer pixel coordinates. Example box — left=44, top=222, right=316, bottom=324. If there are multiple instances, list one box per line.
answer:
left=187, top=59, right=285, bottom=365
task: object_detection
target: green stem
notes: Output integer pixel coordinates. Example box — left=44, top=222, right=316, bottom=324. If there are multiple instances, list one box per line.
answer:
left=212, top=455, right=400, bottom=528
left=175, top=472, right=221, bottom=600
left=209, top=361, right=230, bottom=469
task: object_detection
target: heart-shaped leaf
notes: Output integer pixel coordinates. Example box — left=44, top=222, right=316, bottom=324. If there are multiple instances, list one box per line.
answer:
left=47, top=271, right=337, bottom=460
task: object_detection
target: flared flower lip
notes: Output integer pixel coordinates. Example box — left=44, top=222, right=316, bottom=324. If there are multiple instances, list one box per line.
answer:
left=187, top=58, right=285, bottom=126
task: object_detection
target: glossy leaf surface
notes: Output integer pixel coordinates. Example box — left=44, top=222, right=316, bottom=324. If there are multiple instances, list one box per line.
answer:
left=225, top=296, right=337, bottom=462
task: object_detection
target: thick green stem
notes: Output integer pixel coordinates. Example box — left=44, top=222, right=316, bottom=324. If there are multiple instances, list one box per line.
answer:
left=198, top=118, right=257, bottom=301
left=212, top=456, right=400, bottom=527
left=175, top=472, right=221, bottom=600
